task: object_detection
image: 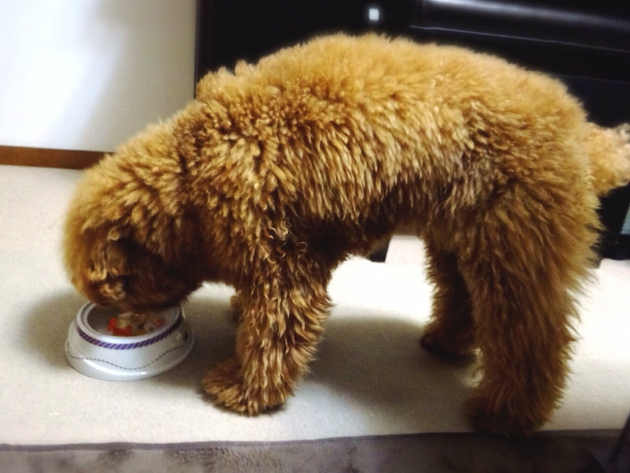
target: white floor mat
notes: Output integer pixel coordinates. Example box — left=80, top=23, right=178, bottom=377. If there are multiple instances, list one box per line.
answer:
left=1, top=164, right=629, bottom=445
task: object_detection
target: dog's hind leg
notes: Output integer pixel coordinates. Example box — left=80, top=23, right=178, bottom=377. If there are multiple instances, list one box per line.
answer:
left=420, top=240, right=476, bottom=358
left=455, top=187, right=598, bottom=434
left=462, top=272, right=576, bottom=434
left=202, top=256, right=332, bottom=415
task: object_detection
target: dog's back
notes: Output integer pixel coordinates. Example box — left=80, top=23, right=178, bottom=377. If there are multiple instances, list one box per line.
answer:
left=193, top=34, right=628, bottom=244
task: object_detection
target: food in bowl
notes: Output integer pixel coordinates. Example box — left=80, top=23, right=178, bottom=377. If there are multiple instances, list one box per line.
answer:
left=107, top=311, right=165, bottom=337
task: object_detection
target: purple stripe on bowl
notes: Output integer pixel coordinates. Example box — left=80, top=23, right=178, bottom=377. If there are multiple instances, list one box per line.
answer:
left=76, top=315, right=183, bottom=349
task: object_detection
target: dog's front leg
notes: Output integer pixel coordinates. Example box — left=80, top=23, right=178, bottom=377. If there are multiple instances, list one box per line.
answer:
left=203, top=275, right=331, bottom=415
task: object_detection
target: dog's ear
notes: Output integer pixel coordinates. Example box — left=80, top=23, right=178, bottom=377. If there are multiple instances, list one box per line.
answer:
left=82, top=229, right=130, bottom=302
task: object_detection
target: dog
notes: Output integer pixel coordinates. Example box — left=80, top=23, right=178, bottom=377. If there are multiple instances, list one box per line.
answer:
left=63, top=34, right=630, bottom=434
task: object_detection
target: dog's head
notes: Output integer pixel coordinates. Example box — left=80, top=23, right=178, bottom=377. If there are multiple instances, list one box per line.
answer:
left=63, top=157, right=203, bottom=312
left=64, top=225, right=200, bottom=311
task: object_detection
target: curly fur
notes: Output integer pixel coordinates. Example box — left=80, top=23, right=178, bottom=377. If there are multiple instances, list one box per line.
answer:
left=63, top=34, right=630, bottom=434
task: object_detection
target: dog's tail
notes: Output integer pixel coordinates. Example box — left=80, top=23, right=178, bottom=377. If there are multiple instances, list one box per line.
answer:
left=584, top=123, right=630, bottom=197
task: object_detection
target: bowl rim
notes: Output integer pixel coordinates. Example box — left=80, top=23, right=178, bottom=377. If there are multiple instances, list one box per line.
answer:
left=75, top=302, right=183, bottom=349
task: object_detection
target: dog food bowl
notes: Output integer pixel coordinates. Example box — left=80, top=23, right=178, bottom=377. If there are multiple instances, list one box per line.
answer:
left=65, top=302, right=194, bottom=381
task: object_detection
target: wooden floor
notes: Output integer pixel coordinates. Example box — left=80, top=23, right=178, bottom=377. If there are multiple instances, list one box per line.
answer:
left=0, top=145, right=104, bottom=169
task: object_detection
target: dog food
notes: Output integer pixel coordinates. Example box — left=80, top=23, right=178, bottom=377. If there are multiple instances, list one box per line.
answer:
left=107, top=311, right=165, bottom=337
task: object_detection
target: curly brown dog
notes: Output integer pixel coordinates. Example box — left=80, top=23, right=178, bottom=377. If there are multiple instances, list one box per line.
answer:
left=63, top=34, right=630, bottom=434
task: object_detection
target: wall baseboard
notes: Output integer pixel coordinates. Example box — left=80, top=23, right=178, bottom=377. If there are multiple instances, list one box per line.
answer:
left=0, top=146, right=105, bottom=170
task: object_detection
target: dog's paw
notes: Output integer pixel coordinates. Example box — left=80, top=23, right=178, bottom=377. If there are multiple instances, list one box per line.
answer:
left=202, top=358, right=254, bottom=415
left=229, top=294, right=244, bottom=322
left=420, top=329, right=475, bottom=360
left=465, top=393, right=542, bottom=436
left=420, top=333, right=458, bottom=359
left=202, top=358, right=284, bottom=416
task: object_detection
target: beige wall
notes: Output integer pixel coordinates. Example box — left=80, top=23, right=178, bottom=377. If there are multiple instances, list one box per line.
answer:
left=0, top=0, right=197, bottom=153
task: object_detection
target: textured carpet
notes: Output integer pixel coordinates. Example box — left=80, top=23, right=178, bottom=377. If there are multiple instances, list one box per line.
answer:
left=1, top=431, right=623, bottom=473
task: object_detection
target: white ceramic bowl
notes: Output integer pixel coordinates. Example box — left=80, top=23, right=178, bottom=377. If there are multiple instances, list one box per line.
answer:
left=65, top=302, right=194, bottom=381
